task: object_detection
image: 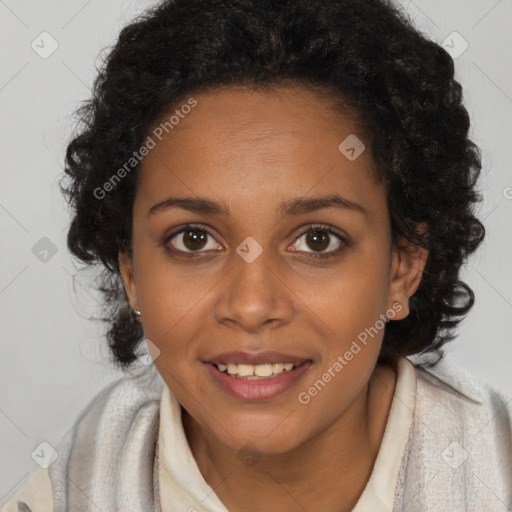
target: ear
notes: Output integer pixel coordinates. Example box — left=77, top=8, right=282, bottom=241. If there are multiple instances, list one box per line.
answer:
left=387, top=238, right=428, bottom=321
left=118, top=250, right=140, bottom=320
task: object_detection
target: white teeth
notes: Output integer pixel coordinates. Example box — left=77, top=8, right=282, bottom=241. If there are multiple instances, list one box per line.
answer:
left=226, top=364, right=238, bottom=375
left=216, top=362, right=298, bottom=378
left=254, top=364, right=273, bottom=377
left=237, top=364, right=254, bottom=377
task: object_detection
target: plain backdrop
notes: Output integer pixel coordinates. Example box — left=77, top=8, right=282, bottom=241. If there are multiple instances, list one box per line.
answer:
left=1, top=0, right=511, bottom=498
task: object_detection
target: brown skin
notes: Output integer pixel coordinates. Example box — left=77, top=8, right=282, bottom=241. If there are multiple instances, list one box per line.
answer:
left=119, top=85, right=428, bottom=512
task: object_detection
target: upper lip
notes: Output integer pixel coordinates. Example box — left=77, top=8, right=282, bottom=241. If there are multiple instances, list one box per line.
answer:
left=205, top=351, right=311, bottom=366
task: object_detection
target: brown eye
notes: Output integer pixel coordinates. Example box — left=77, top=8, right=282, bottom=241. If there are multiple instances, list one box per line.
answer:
left=182, top=229, right=208, bottom=251
left=291, top=224, right=347, bottom=260
left=305, top=230, right=330, bottom=252
left=166, top=225, right=221, bottom=254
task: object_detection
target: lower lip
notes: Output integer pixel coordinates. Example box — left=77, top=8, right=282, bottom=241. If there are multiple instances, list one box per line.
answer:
left=205, top=361, right=312, bottom=401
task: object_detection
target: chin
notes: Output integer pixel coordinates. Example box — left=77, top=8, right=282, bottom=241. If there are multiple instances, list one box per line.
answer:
left=214, top=418, right=308, bottom=457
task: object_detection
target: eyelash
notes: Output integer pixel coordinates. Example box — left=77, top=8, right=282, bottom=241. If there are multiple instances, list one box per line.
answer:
left=162, top=223, right=348, bottom=261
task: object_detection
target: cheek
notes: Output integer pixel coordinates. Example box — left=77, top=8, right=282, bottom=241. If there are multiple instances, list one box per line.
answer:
left=316, top=258, right=390, bottom=331
left=306, top=258, right=391, bottom=386
left=136, top=243, right=211, bottom=304
left=134, top=267, right=210, bottom=361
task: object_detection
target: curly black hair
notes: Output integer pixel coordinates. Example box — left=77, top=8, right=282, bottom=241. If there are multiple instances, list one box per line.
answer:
left=59, top=0, right=485, bottom=371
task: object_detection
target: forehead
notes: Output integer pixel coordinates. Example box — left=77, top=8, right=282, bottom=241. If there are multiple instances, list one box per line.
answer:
left=135, top=86, right=386, bottom=221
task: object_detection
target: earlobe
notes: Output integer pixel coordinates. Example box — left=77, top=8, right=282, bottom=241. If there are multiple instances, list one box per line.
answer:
left=388, top=241, right=429, bottom=320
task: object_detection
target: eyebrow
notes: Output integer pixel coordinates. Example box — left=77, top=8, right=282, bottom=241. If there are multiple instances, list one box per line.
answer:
left=147, top=193, right=367, bottom=218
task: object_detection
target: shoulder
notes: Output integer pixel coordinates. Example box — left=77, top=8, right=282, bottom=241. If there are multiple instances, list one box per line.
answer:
left=1, top=362, right=165, bottom=512
left=48, top=363, right=165, bottom=507
left=408, top=353, right=512, bottom=413
left=408, top=353, right=512, bottom=440
left=0, top=468, right=52, bottom=512
left=397, top=355, right=512, bottom=510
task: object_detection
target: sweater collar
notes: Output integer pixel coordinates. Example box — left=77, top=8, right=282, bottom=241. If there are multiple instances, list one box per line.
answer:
left=406, top=354, right=484, bottom=404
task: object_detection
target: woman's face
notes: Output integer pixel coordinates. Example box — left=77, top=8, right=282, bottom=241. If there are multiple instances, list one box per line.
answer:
left=119, top=85, right=425, bottom=455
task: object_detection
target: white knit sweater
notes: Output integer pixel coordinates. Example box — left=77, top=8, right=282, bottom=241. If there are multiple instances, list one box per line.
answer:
left=2, top=355, right=511, bottom=511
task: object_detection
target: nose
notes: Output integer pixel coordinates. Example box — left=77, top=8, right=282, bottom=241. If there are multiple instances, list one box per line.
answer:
left=213, top=249, right=295, bottom=334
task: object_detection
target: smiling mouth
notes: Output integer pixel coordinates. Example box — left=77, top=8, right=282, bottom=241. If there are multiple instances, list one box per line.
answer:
left=213, top=361, right=308, bottom=379
left=206, top=359, right=313, bottom=401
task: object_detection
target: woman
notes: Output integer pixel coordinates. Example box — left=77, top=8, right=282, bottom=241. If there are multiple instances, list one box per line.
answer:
left=2, top=0, right=511, bottom=510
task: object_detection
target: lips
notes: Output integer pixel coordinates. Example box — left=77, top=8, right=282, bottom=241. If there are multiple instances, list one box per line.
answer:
left=205, top=350, right=310, bottom=366
left=205, top=360, right=313, bottom=401
left=203, top=350, right=313, bottom=400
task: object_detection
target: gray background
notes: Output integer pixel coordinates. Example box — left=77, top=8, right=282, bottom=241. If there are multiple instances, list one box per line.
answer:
left=1, top=0, right=511, bottom=499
